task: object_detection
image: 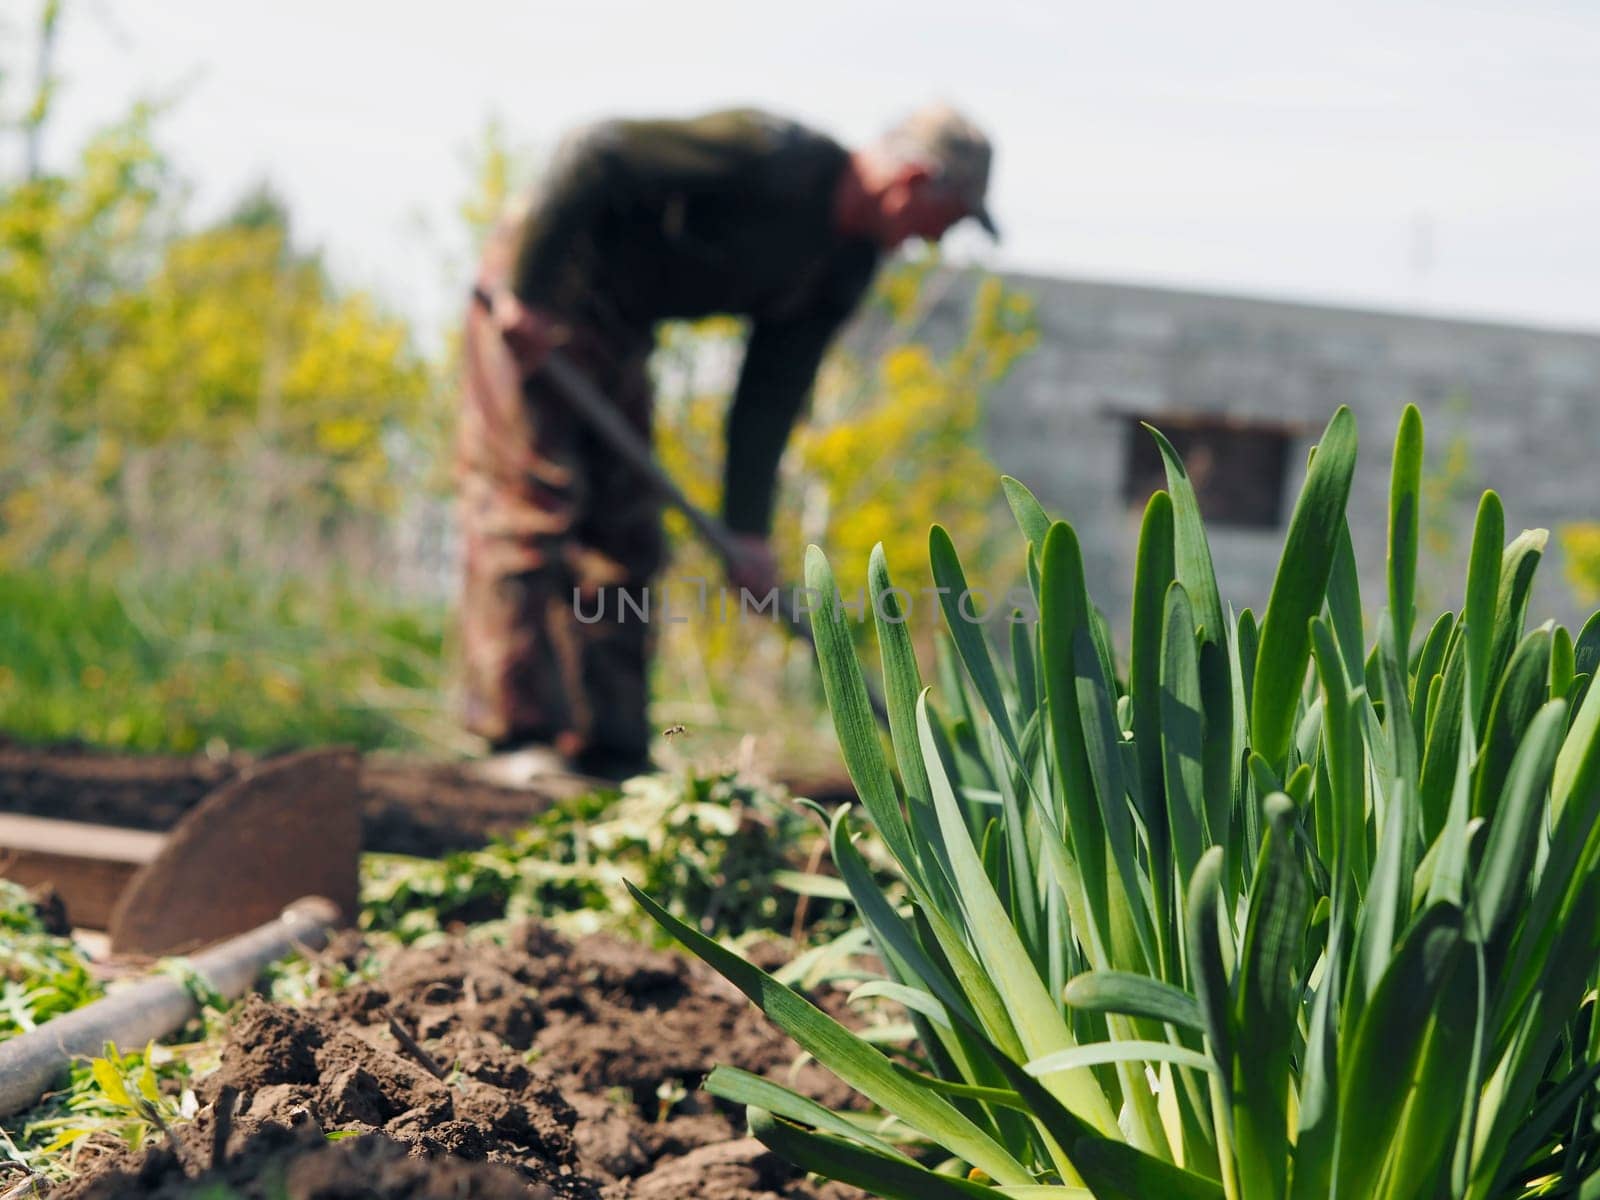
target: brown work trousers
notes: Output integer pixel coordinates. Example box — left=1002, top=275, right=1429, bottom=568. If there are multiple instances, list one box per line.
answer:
left=456, top=235, right=663, bottom=759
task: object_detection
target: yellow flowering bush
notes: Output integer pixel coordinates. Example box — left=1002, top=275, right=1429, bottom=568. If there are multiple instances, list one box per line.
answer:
left=1560, top=523, right=1600, bottom=604
left=651, top=262, right=1038, bottom=753
left=0, top=112, right=433, bottom=573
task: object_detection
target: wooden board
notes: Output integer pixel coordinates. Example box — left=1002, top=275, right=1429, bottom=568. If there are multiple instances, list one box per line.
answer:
left=0, top=813, right=164, bottom=930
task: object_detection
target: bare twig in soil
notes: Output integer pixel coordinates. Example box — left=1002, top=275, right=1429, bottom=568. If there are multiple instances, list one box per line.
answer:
left=383, top=1010, right=447, bottom=1079
left=0, top=1155, right=44, bottom=1200
left=700, top=888, right=725, bottom=934
left=789, top=837, right=829, bottom=945
left=136, top=1097, right=186, bottom=1174
left=211, top=1084, right=239, bottom=1170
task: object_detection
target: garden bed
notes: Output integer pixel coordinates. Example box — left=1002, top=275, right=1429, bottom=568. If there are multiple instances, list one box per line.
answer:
left=23, top=919, right=868, bottom=1200
left=2, top=757, right=883, bottom=1197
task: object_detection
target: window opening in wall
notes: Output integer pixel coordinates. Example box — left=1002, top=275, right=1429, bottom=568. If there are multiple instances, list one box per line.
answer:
left=1121, top=412, right=1296, bottom=529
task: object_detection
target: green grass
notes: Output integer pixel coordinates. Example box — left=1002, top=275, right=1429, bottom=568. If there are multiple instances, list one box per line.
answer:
left=0, top=566, right=451, bottom=754
left=0, top=561, right=840, bottom=763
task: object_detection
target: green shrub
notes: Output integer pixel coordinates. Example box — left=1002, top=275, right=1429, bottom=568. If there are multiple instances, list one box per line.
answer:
left=362, top=767, right=868, bottom=946
left=636, top=405, right=1600, bottom=1199
left=0, top=881, right=102, bottom=1039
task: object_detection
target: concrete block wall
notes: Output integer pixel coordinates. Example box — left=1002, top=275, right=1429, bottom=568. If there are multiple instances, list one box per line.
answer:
left=899, top=270, right=1600, bottom=639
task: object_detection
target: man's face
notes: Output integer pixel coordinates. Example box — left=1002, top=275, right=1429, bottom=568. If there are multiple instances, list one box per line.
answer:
left=876, top=166, right=971, bottom=251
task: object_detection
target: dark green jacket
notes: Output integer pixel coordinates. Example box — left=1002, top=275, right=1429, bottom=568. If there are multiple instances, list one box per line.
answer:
left=512, top=109, right=880, bottom=536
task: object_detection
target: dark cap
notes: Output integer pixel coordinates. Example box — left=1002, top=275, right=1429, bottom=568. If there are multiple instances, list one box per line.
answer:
left=882, top=103, right=998, bottom=239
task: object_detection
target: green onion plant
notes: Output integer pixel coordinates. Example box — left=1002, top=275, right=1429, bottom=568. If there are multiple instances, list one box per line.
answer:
left=633, top=405, right=1600, bottom=1199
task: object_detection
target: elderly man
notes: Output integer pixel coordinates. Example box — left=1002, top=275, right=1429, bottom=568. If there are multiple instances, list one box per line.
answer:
left=458, top=103, right=996, bottom=779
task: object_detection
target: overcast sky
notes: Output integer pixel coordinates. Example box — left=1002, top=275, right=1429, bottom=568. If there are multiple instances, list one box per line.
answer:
left=10, top=0, right=1598, bottom=340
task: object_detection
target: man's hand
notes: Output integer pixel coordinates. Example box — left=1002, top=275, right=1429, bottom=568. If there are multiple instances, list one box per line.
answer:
left=488, top=291, right=567, bottom=376
left=726, top=533, right=779, bottom=598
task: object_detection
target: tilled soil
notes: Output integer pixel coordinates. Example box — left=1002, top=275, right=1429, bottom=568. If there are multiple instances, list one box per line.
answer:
left=53, top=924, right=871, bottom=1200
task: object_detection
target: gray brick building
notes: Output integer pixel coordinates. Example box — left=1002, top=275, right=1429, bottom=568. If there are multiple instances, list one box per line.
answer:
left=909, top=270, right=1600, bottom=636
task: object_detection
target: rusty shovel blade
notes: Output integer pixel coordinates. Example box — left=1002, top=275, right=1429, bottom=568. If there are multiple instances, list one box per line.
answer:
left=108, top=748, right=360, bottom=956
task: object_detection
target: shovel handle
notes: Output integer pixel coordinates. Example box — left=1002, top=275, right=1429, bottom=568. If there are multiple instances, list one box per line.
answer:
left=0, top=898, right=338, bottom=1118
left=470, top=288, right=891, bottom=730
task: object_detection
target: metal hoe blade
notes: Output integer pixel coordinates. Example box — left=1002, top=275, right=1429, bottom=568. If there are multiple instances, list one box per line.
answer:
left=108, top=748, right=361, bottom=955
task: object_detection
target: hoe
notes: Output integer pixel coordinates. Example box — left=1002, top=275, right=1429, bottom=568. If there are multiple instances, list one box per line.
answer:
left=0, top=747, right=359, bottom=955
